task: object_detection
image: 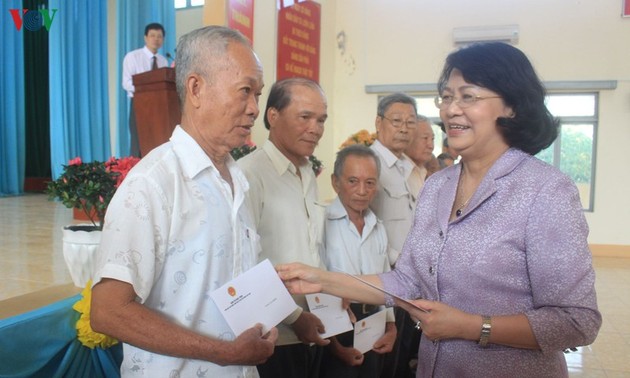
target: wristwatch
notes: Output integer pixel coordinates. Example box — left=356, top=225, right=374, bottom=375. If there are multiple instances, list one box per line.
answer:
left=479, top=315, right=492, bottom=347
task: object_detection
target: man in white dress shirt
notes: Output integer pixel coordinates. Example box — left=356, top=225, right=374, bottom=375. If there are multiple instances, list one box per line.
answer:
left=369, top=92, right=420, bottom=378
left=369, top=93, right=419, bottom=267
left=122, top=23, right=168, bottom=157
left=238, top=77, right=329, bottom=378
left=319, top=144, right=396, bottom=378
left=91, top=26, right=277, bottom=377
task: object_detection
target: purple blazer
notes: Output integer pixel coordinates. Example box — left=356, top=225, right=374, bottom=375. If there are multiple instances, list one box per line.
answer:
left=380, top=148, right=601, bottom=378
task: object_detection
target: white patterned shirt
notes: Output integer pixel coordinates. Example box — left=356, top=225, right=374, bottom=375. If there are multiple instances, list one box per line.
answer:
left=238, top=140, right=326, bottom=345
left=93, top=126, right=260, bottom=378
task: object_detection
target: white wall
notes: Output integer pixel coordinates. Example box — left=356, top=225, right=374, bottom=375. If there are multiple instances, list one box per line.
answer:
left=127, top=1, right=630, bottom=248
left=319, top=0, right=630, bottom=247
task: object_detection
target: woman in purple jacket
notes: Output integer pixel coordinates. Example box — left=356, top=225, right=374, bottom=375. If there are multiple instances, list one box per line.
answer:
left=278, top=42, right=601, bottom=377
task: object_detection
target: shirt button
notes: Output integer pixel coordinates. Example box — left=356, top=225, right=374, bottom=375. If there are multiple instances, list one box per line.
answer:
left=438, top=231, right=444, bottom=237
left=429, top=266, right=435, bottom=275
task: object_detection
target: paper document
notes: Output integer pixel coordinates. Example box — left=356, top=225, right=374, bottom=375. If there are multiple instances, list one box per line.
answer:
left=210, top=259, right=298, bottom=335
left=353, top=309, right=386, bottom=354
left=345, top=273, right=429, bottom=313
left=305, top=293, right=353, bottom=339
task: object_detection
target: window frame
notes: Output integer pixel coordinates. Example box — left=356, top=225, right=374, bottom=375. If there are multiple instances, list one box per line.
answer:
left=175, top=0, right=204, bottom=10
left=409, top=92, right=598, bottom=211
left=543, top=92, right=599, bottom=212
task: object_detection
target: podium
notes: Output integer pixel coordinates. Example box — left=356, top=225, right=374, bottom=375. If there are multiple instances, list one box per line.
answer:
left=132, top=67, right=181, bottom=156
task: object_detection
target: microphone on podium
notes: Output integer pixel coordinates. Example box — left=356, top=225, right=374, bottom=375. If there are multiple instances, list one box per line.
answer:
left=166, top=52, right=175, bottom=67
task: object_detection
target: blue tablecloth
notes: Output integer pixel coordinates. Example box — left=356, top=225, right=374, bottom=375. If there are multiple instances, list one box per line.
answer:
left=0, top=294, right=122, bottom=378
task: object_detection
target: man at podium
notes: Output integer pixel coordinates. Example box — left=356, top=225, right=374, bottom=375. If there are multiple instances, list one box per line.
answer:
left=122, top=22, right=168, bottom=157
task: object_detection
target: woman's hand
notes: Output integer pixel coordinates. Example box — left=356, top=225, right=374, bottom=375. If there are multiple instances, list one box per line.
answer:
left=276, top=262, right=326, bottom=295
left=401, top=299, right=479, bottom=343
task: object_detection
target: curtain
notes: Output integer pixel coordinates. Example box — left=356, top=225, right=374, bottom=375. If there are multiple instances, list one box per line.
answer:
left=116, top=0, right=176, bottom=156
left=24, top=0, right=51, bottom=179
left=48, top=0, right=111, bottom=179
left=0, top=0, right=26, bottom=196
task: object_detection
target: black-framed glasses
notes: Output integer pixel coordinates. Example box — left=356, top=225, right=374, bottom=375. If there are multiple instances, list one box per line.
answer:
left=434, top=95, right=502, bottom=109
left=380, top=115, right=418, bottom=129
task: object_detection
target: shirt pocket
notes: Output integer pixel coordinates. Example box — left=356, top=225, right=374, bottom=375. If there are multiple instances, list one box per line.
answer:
left=241, top=225, right=261, bottom=268
left=381, top=185, right=413, bottom=221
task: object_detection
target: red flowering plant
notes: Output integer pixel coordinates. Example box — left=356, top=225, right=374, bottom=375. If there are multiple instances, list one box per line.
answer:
left=46, top=156, right=140, bottom=230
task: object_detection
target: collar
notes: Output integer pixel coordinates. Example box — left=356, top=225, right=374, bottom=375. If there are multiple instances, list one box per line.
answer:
left=371, top=140, right=399, bottom=168
left=170, top=126, right=247, bottom=191
left=262, top=140, right=312, bottom=176
left=438, top=148, right=527, bottom=226
left=142, top=45, right=157, bottom=59
left=327, top=196, right=378, bottom=229
left=372, top=140, right=414, bottom=171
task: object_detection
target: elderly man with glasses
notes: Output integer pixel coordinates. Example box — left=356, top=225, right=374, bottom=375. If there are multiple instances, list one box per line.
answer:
left=369, top=92, right=420, bottom=268
left=369, top=92, right=421, bottom=378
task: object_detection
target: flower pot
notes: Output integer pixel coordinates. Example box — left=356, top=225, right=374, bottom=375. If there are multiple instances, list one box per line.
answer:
left=72, top=206, right=99, bottom=222
left=62, top=225, right=102, bottom=288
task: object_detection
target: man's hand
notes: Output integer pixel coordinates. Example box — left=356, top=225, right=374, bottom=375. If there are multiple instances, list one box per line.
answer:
left=223, top=324, right=278, bottom=366
left=372, top=321, right=396, bottom=354
left=329, top=337, right=364, bottom=366
left=342, top=298, right=357, bottom=323
left=291, top=311, right=330, bottom=346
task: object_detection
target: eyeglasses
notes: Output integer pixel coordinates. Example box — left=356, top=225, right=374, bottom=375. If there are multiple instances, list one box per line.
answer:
left=434, top=94, right=502, bottom=109
left=380, top=115, right=418, bottom=129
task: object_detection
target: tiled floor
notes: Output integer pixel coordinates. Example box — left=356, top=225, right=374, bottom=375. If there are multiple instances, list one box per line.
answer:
left=1, top=193, right=629, bottom=376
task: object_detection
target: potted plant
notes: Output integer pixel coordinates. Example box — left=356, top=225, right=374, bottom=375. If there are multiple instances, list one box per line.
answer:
left=46, top=156, right=139, bottom=230
left=46, top=156, right=140, bottom=287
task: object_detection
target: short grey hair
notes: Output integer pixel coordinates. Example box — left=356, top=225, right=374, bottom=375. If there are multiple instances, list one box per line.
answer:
left=333, top=144, right=381, bottom=178
left=175, top=26, right=251, bottom=105
left=377, top=92, right=418, bottom=117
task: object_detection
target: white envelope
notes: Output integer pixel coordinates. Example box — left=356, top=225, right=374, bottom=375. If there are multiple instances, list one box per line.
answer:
left=353, top=309, right=386, bottom=354
left=305, top=293, right=353, bottom=339
left=210, top=259, right=298, bottom=335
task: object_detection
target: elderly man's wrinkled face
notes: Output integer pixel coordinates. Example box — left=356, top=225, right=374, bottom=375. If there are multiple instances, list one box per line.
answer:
left=375, top=102, right=417, bottom=157
left=191, top=42, right=264, bottom=156
left=268, top=84, right=327, bottom=167
left=405, top=121, right=435, bottom=166
left=332, top=155, right=379, bottom=217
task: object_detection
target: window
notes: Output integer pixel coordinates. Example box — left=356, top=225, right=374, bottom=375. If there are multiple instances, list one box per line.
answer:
left=414, top=96, right=444, bottom=157
left=175, top=0, right=204, bottom=9
left=536, top=94, right=597, bottom=211
left=413, top=93, right=597, bottom=211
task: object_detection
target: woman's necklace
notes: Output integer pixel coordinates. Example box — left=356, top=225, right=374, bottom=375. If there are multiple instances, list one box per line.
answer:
left=455, top=171, right=474, bottom=217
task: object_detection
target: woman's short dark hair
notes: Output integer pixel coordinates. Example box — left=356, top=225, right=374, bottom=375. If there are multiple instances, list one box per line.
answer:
left=437, top=42, right=558, bottom=155
left=263, top=78, right=323, bottom=130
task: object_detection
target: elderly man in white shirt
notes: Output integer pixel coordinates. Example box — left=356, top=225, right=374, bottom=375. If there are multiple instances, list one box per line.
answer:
left=91, top=26, right=277, bottom=378
left=369, top=93, right=421, bottom=267
left=320, top=144, right=396, bottom=378
left=239, top=77, right=330, bottom=378
left=369, top=92, right=422, bottom=378
left=122, top=22, right=168, bottom=157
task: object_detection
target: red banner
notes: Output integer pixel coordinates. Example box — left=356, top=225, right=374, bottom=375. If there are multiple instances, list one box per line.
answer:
left=276, top=1, right=321, bottom=82
left=228, top=0, right=254, bottom=44
left=625, top=0, right=630, bottom=17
